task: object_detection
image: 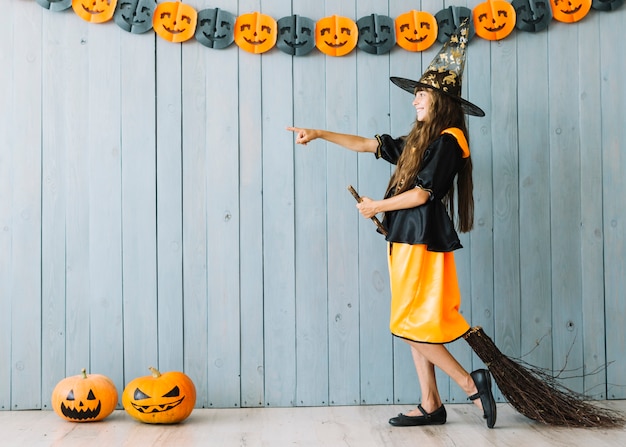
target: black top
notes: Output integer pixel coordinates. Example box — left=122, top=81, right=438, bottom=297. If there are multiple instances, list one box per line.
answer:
left=375, top=132, right=466, bottom=252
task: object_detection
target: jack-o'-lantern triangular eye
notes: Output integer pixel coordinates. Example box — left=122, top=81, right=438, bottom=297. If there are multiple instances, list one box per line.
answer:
left=133, top=388, right=151, bottom=400
left=87, top=389, right=96, bottom=400
left=66, top=390, right=75, bottom=400
left=163, top=386, right=180, bottom=398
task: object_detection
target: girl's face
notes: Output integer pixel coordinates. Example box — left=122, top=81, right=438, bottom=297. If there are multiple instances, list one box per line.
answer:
left=412, top=89, right=434, bottom=122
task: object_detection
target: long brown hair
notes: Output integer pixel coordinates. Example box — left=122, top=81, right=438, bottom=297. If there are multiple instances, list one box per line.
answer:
left=387, top=87, right=474, bottom=232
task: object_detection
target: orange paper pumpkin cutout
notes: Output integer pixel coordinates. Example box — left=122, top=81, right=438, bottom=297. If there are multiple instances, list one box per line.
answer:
left=153, top=1, right=198, bottom=43
left=234, top=12, right=278, bottom=54
left=315, top=15, right=358, bottom=57
left=550, top=0, right=592, bottom=22
left=394, top=10, right=438, bottom=52
left=72, top=0, right=117, bottom=23
left=473, top=0, right=517, bottom=41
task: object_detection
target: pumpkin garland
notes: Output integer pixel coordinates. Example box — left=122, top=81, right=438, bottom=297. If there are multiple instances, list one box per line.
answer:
left=38, top=1, right=623, bottom=54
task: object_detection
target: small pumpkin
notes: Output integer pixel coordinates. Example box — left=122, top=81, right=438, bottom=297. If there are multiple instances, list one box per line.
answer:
left=550, top=0, right=592, bottom=22
left=153, top=1, right=198, bottom=43
left=122, top=366, right=196, bottom=424
left=435, top=6, right=475, bottom=44
left=315, top=15, right=358, bottom=57
left=36, top=0, right=72, bottom=11
left=234, top=12, right=278, bottom=54
left=72, top=0, right=117, bottom=23
left=394, top=10, right=438, bottom=52
left=114, top=0, right=157, bottom=34
left=512, top=0, right=553, bottom=32
left=276, top=14, right=317, bottom=56
left=473, top=0, right=517, bottom=41
left=51, top=368, right=118, bottom=422
left=356, top=14, right=396, bottom=55
left=195, top=8, right=236, bottom=49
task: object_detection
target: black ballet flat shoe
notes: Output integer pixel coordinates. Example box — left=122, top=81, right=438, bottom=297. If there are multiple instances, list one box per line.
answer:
left=388, top=404, right=447, bottom=427
left=469, top=369, right=497, bottom=429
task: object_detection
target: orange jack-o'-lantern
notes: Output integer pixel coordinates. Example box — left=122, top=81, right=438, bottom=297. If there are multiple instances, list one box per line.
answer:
left=473, top=0, right=517, bottom=41
left=122, top=367, right=196, bottom=424
left=550, top=0, right=592, bottom=22
left=72, top=0, right=117, bottom=23
left=315, top=15, right=358, bottom=57
left=234, top=12, right=278, bottom=54
left=51, top=369, right=118, bottom=422
left=394, top=10, right=438, bottom=52
left=153, top=1, right=198, bottom=43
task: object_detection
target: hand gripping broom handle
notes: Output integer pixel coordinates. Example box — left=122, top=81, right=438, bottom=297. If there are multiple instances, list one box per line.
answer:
left=347, top=185, right=388, bottom=236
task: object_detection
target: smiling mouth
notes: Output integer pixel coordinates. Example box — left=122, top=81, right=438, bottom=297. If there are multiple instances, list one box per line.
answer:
left=364, top=38, right=389, bottom=47
left=284, top=40, right=308, bottom=48
left=163, top=26, right=186, bottom=34
left=82, top=6, right=104, bottom=14
left=484, top=23, right=506, bottom=32
left=404, top=36, right=428, bottom=43
left=324, top=40, right=347, bottom=48
left=244, top=37, right=267, bottom=45
left=561, top=4, right=583, bottom=14
left=522, top=15, right=545, bottom=25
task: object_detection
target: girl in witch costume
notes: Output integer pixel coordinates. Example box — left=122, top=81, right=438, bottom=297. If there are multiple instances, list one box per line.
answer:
left=288, top=22, right=497, bottom=428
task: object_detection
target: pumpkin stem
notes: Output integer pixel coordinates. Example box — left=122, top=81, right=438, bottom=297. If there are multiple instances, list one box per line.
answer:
left=148, top=366, right=162, bottom=378
left=81, top=368, right=88, bottom=379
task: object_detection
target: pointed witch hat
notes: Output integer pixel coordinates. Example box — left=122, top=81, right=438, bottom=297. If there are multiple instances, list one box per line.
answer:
left=390, top=18, right=485, bottom=117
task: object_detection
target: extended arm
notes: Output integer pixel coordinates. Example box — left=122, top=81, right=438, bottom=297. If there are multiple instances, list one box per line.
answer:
left=287, top=126, right=378, bottom=153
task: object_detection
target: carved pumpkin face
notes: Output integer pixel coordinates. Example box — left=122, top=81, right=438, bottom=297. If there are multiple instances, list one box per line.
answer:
left=276, top=15, right=316, bottom=56
left=550, top=0, right=592, bottom=22
left=435, top=6, right=475, bottom=44
left=114, top=0, right=157, bottom=34
left=51, top=369, right=118, bottom=422
left=356, top=14, right=396, bottom=55
left=195, top=8, right=236, bottom=49
left=512, top=0, right=553, bottom=32
left=234, top=12, right=277, bottom=54
left=72, top=0, right=117, bottom=23
left=122, top=367, right=196, bottom=424
left=473, top=0, right=517, bottom=41
left=36, top=0, right=72, bottom=11
left=394, top=10, right=438, bottom=52
left=591, top=0, right=624, bottom=11
left=315, top=15, right=358, bottom=57
left=153, top=1, right=198, bottom=43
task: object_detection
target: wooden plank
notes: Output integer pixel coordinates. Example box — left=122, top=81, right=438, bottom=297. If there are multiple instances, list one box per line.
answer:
left=120, top=29, right=159, bottom=384
left=516, top=25, right=552, bottom=372
left=577, top=13, right=607, bottom=399
left=87, top=23, right=125, bottom=395
left=388, top=0, right=426, bottom=407
left=602, top=7, right=626, bottom=400
left=155, top=37, right=184, bottom=375
left=10, top=0, right=43, bottom=410
left=238, top=0, right=266, bottom=407
left=355, top=0, right=395, bottom=408
left=464, top=0, right=496, bottom=380
left=0, top=0, right=14, bottom=411
left=490, top=32, right=521, bottom=402
left=284, top=0, right=332, bottom=407
left=548, top=21, right=584, bottom=394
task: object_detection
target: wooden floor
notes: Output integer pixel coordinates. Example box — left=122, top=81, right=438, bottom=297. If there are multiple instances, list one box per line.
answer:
left=1, top=401, right=625, bottom=447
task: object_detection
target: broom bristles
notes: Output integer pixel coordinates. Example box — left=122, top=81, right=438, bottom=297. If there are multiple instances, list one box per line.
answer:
left=464, top=326, right=624, bottom=427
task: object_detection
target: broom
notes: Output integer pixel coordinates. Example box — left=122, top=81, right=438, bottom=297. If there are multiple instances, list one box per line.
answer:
left=464, top=326, right=624, bottom=427
left=347, top=185, right=624, bottom=428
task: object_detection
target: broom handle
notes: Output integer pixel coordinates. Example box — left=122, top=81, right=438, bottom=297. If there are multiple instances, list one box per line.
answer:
left=347, top=185, right=388, bottom=236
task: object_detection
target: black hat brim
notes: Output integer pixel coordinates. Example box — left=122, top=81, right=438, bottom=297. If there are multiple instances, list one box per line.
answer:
left=390, top=76, right=485, bottom=117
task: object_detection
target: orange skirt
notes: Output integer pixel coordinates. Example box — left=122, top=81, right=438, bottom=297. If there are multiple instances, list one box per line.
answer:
left=388, top=243, right=469, bottom=344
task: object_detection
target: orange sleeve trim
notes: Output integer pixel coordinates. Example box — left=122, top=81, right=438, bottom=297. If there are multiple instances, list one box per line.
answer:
left=441, top=128, right=470, bottom=158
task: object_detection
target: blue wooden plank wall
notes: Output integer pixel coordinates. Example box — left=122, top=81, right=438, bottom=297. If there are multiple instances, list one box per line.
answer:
left=1, top=0, right=625, bottom=411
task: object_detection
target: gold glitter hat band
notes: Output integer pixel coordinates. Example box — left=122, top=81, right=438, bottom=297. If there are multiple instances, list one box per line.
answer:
left=390, top=19, right=485, bottom=117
